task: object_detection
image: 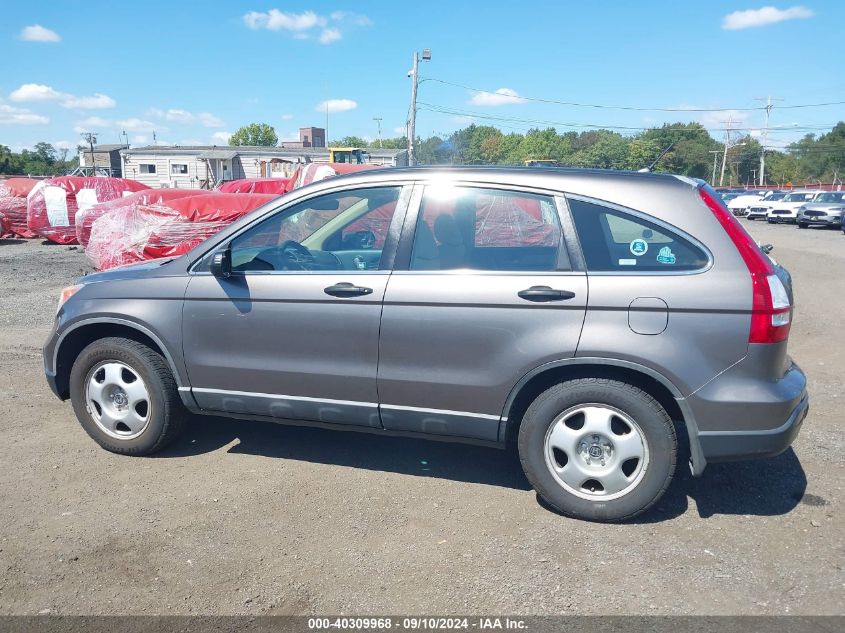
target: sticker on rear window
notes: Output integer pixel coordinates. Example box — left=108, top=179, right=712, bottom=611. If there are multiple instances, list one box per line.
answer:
left=618, top=258, right=637, bottom=266
left=630, top=239, right=648, bottom=256
left=657, top=246, right=676, bottom=264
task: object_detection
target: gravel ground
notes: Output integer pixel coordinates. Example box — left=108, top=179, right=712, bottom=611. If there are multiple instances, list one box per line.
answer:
left=0, top=223, right=842, bottom=616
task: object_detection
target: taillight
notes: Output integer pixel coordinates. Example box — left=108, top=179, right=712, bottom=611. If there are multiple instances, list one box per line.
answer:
left=698, top=186, right=792, bottom=344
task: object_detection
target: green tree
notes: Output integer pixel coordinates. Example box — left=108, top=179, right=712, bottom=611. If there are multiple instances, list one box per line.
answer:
left=330, top=136, right=368, bottom=148
left=229, top=123, right=278, bottom=147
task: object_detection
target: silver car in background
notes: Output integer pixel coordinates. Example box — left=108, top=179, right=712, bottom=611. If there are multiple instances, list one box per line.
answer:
left=796, top=191, right=845, bottom=229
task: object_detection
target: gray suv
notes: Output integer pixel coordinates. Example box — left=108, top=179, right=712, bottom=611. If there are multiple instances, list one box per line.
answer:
left=43, top=168, right=809, bottom=522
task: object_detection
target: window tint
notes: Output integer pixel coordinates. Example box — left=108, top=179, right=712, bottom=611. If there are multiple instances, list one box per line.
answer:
left=229, top=186, right=401, bottom=273
left=410, top=186, right=563, bottom=271
left=569, top=199, right=708, bottom=272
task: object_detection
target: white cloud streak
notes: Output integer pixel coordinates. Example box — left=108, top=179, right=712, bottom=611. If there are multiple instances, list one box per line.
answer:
left=8, top=83, right=115, bottom=109
left=0, top=103, right=49, bottom=125
left=243, top=8, right=370, bottom=44
left=468, top=88, right=527, bottom=107
left=316, top=99, right=357, bottom=113
left=19, top=25, right=60, bottom=42
left=722, top=6, right=814, bottom=30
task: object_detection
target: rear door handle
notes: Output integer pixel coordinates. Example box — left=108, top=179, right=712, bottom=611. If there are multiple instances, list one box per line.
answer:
left=517, top=286, right=576, bottom=302
left=324, top=282, right=373, bottom=297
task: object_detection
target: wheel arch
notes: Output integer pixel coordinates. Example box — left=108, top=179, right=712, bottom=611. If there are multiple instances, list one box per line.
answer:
left=52, top=319, right=186, bottom=401
left=500, top=358, right=705, bottom=474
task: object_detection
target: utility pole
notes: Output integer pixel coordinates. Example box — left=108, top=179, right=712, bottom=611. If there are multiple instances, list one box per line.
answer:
left=373, top=117, right=383, bottom=149
left=754, top=95, right=783, bottom=186
left=407, top=48, right=431, bottom=166
left=80, top=132, right=97, bottom=177
left=719, top=116, right=734, bottom=187
left=709, top=150, right=721, bottom=185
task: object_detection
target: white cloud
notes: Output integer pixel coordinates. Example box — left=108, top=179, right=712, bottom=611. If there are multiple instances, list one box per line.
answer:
left=52, top=140, right=73, bottom=150
left=0, top=103, right=49, bottom=125
left=19, top=24, right=60, bottom=42
left=243, top=8, right=370, bottom=44
left=282, top=113, right=294, bottom=120
left=147, top=108, right=224, bottom=127
left=61, top=93, right=116, bottom=109
left=393, top=126, right=407, bottom=135
left=243, top=9, right=324, bottom=31
left=212, top=131, right=232, bottom=143
left=451, top=115, right=476, bottom=126
left=132, top=135, right=148, bottom=144
left=116, top=118, right=160, bottom=132
left=319, top=28, right=342, bottom=44
left=468, top=88, right=527, bottom=107
left=316, top=98, right=357, bottom=113
left=722, top=5, right=814, bottom=30
left=9, top=83, right=62, bottom=102
left=9, top=83, right=115, bottom=109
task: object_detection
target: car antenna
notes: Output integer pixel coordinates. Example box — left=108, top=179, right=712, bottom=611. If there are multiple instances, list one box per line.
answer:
left=638, top=143, right=674, bottom=173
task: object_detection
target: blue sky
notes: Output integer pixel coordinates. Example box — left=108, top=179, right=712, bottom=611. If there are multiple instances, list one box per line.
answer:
left=1, top=1, right=843, bottom=152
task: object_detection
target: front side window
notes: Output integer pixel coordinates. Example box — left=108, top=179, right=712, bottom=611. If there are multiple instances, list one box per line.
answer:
left=410, top=186, right=563, bottom=271
left=229, top=186, right=402, bottom=273
left=569, top=199, right=708, bottom=272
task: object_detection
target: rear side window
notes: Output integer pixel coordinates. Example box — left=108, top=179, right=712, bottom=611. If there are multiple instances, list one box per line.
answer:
left=410, top=186, right=563, bottom=271
left=569, top=199, right=708, bottom=272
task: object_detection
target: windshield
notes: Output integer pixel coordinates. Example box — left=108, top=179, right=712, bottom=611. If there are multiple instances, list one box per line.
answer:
left=783, top=192, right=814, bottom=202
left=767, top=193, right=787, bottom=201
left=814, top=192, right=845, bottom=203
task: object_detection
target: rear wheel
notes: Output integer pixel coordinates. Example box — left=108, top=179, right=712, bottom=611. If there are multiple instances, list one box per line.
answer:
left=518, top=378, right=677, bottom=522
left=69, top=337, right=186, bottom=455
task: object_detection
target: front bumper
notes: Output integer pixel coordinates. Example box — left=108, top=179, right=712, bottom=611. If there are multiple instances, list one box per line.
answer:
left=798, top=215, right=842, bottom=226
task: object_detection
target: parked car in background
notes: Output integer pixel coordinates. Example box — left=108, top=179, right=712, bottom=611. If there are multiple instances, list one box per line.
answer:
left=796, top=192, right=845, bottom=229
left=767, top=191, right=822, bottom=224
left=44, top=167, right=808, bottom=522
left=747, top=192, right=787, bottom=220
left=727, top=192, right=764, bottom=217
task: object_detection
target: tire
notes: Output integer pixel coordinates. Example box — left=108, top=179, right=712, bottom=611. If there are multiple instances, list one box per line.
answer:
left=798, top=222, right=808, bottom=229
left=767, top=218, right=777, bottom=224
left=69, top=336, right=186, bottom=455
left=518, top=378, right=677, bottom=522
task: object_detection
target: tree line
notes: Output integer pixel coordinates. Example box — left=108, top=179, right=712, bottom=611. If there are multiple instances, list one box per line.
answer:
left=0, top=143, right=78, bottom=176
left=335, top=120, right=845, bottom=186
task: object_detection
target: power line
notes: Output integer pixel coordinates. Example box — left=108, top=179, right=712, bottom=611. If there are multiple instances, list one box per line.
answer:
left=421, top=76, right=845, bottom=113
left=417, top=102, right=839, bottom=135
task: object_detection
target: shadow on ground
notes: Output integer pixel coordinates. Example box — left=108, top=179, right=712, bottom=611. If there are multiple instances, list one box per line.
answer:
left=160, top=414, right=808, bottom=522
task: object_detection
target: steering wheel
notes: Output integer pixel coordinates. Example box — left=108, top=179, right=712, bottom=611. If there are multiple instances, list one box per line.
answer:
left=276, top=240, right=314, bottom=270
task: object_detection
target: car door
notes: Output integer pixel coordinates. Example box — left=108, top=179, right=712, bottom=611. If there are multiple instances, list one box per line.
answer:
left=377, top=182, right=588, bottom=442
left=183, top=183, right=410, bottom=428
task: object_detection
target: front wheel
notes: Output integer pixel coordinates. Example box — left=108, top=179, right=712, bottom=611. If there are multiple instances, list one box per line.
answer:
left=69, top=337, right=186, bottom=455
left=798, top=222, right=808, bottom=229
left=767, top=218, right=777, bottom=224
left=518, top=378, right=677, bottom=522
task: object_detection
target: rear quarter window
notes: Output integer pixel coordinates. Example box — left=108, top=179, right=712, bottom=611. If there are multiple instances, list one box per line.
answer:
left=569, top=198, right=709, bottom=272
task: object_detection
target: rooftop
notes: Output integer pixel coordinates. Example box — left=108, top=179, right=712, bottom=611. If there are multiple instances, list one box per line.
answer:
left=122, top=145, right=407, bottom=157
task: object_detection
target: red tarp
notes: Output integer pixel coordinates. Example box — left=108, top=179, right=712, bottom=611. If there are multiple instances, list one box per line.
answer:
left=288, top=163, right=377, bottom=191
left=0, top=178, right=40, bottom=238
left=85, top=192, right=277, bottom=270
left=217, top=178, right=290, bottom=195
left=0, top=211, right=10, bottom=238
left=27, top=176, right=149, bottom=244
left=75, top=188, right=210, bottom=247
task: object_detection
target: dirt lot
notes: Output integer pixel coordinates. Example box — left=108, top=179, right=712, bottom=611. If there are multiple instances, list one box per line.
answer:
left=0, top=222, right=842, bottom=616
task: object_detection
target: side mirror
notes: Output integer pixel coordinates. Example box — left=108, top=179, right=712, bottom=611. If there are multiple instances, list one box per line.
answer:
left=210, top=247, right=232, bottom=278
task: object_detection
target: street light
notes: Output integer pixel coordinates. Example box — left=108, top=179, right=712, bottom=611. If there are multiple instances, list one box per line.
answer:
left=407, top=48, right=431, bottom=166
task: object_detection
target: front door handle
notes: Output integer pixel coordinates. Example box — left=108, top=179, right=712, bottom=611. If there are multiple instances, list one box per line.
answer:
left=324, top=282, right=373, bottom=298
left=517, top=286, right=576, bottom=302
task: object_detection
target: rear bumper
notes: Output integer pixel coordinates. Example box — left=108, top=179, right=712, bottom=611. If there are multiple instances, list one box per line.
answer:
left=681, top=355, right=808, bottom=474
left=697, top=391, right=808, bottom=462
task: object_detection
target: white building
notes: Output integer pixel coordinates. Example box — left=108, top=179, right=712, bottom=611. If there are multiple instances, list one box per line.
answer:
left=120, top=145, right=409, bottom=189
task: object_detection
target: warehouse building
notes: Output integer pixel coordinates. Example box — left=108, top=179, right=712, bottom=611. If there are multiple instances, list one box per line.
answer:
left=120, top=144, right=408, bottom=189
